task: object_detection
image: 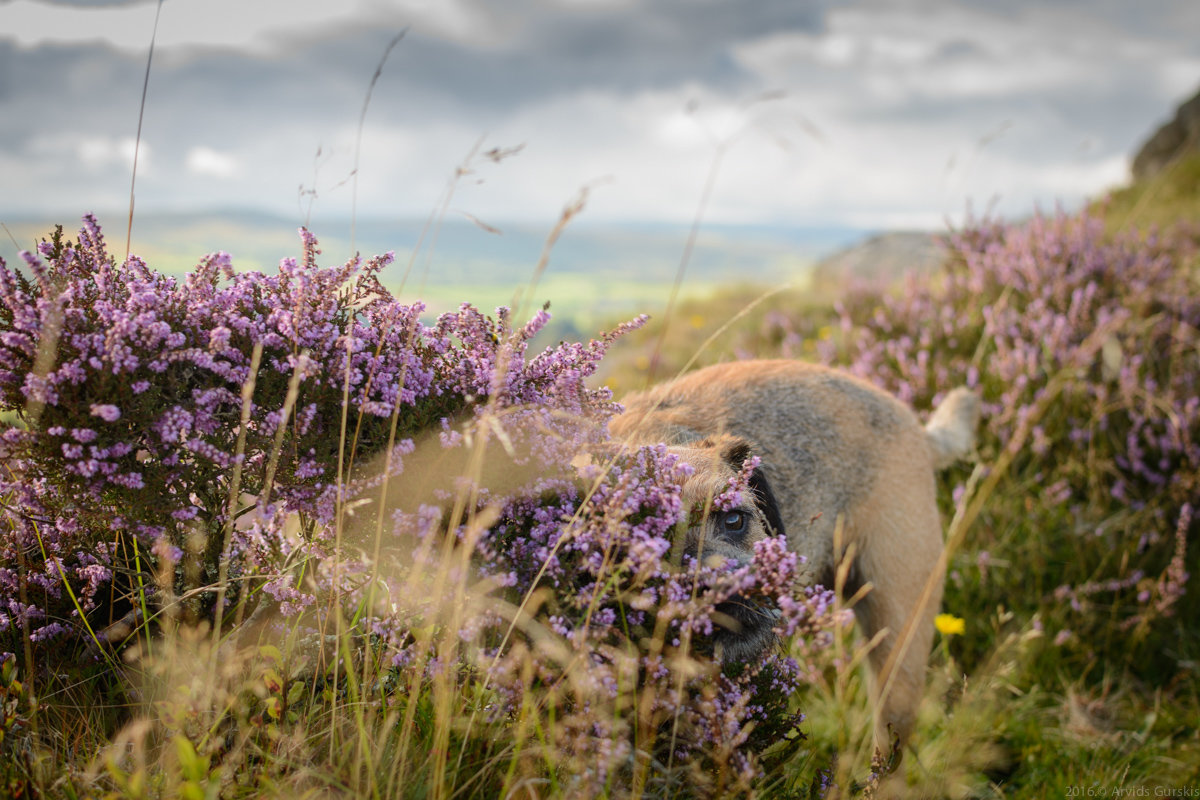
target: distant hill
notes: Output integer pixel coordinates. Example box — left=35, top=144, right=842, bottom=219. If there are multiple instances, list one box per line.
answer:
left=812, top=230, right=947, bottom=285
left=0, top=210, right=871, bottom=340
left=1, top=211, right=866, bottom=286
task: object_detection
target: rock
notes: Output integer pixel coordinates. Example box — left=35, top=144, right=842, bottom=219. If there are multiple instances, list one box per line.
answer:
left=1131, top=86, right=1200, bottom=182
left=813, top=230, right=946, bottom=284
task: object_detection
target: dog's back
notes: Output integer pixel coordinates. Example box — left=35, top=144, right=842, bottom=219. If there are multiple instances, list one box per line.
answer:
left=613, top=361, right=942, bottom=583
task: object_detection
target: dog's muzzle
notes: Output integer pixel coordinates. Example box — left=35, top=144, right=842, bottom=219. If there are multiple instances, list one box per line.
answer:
left=712, top=593, right=779, bottom=666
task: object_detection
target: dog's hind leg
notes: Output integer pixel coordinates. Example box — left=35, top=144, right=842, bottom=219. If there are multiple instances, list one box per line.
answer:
left=846, top=444, right=945, bottom=754
left=847, top=387, right=975, bottom=754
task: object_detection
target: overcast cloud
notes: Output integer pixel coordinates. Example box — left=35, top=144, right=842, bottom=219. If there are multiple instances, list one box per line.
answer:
left=2, top=0, right=1198, bottom=230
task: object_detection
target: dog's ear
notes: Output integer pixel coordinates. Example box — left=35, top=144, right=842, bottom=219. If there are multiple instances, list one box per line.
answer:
left=718, top=436, right=754, bottom=470
left=748, top=465, right=786, bottom=540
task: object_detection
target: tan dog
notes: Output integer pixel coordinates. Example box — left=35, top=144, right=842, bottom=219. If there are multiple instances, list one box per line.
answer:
left=610, top=359, right=979, bottom=751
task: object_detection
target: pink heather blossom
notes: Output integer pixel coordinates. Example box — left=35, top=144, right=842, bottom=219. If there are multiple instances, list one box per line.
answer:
left=89, top=404, right=121, bottom=422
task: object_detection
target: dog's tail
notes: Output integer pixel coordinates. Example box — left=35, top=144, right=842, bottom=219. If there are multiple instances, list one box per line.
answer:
left=924, top=388, right=981, bottom=470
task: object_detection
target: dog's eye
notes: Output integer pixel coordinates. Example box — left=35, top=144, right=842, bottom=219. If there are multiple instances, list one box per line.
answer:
left=720, top=510, right=747, bottom=536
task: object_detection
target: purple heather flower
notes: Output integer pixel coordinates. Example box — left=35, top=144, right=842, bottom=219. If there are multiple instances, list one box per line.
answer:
left=89, top=404, right=121, bottom=422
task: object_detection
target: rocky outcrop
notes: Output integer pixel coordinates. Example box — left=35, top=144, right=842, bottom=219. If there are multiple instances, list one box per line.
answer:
left=813, top=231, right=946, bottom=284
left=1132, top=86, right=1200, bottom=182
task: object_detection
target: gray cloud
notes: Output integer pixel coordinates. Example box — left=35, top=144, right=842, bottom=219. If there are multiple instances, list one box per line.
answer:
left=1, top=0, right=1198, bottom=227
left=37, top=0, right=152, bottom=6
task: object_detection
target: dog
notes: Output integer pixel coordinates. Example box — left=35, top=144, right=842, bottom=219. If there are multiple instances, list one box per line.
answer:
left=610, top=359, right=980, bottom=751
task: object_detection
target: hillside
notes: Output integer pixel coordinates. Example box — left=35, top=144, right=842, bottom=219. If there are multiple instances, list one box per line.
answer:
left=1097, top=84, right=1200, bottom=233
left=1097, top=150, right=1200, bottom=233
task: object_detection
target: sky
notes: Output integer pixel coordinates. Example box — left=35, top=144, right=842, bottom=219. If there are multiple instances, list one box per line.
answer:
left=2, top=0, right=1199, bottom=232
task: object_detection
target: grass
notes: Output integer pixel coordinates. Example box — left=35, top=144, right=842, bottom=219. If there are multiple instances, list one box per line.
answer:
left=1095, top=151, right=1200, bottom=235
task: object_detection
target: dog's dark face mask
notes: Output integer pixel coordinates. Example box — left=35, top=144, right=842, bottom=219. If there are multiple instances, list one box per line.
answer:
left=673, top=436, right=788, bottom=667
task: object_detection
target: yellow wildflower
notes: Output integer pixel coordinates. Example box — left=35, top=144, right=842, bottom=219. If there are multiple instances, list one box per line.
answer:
left=934, top=613, right=965, bottom=636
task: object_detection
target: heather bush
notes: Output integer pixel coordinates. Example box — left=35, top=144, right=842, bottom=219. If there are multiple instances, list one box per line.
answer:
left=0, top=217, right=838, bottom=796
left=754, top=210, right=1198, bottom=679
left=0, top=216, right=460, bottom=640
